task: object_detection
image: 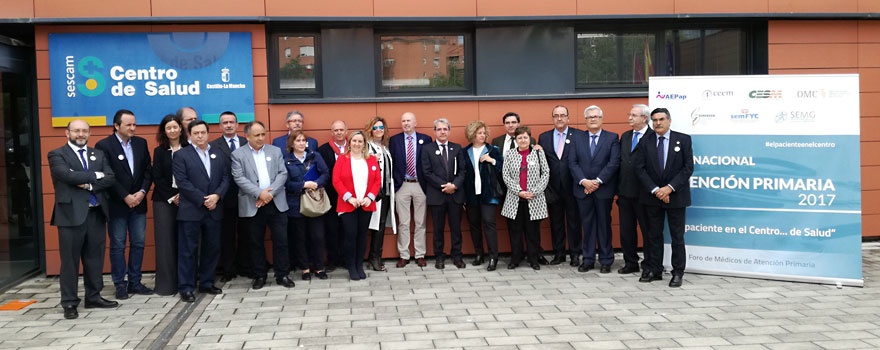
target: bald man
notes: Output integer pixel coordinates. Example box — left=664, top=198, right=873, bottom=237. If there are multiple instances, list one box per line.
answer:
left=317, top=120, right=348, bottom=270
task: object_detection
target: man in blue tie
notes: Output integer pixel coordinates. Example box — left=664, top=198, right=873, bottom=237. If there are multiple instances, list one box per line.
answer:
left=634, top=108, right=694, bottom=287
left=616, top=104, right=654, bottom=275
left=209, top=112, right=250, bottom=282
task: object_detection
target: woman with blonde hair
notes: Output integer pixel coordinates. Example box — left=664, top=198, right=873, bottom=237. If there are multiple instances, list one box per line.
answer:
left=461, top=121, right=503, bottom=271
left=363, top=116, right=396, bottom=271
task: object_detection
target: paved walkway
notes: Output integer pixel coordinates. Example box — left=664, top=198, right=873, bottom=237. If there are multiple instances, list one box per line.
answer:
left=1, top=244, right=879, bottom=350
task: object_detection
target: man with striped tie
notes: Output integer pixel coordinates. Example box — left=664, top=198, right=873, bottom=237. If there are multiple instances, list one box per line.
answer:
left=389, top=112, right=432, bottom=268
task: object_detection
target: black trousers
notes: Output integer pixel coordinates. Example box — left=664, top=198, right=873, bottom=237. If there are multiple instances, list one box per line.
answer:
left=430, top=196, right=463, bottom=261
left=617, top=195, right=650, bottom=269
left=219, top=205, right=251, bottom=277
left=507, top=202, right=541, bottom=265
left=58, top=207, right=106, bottom=308
left=367, top=195, right=391, bottom=261
left=547, top=191, right=581, bottom=257
left=466, top=200, right=498, bottom=259
left=244, top=204, right=290, bottom=279
left=578, top=195, right=615, bottom=266
left=292, top=215, right=326, bottom=271
left=178, top=218, right=220, bottom=293
left=322, top=209, right=344, bottom=266
left=644, top=206, right=687, bottom=276
left=341, top=209, right=371, bottom=270
left=152, top=200, right=178, bottom=296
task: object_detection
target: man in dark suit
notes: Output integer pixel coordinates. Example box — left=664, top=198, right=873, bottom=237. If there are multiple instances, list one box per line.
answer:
left=538, top=105, right=582, bottom=267
left=208, top=111, right=250, bottom=282
left=49, top=119, right=119, bottom=319
left=617, top=104, right=654, bottom=275
left=173, top=120, right=230, bottom=302
left=95, top=109, right=153, bottom=300
left=634, top=108, right=694, bottom=288
left=569, top=105, right=620, bottom=274
left=389, top=112, right=432, bottom=268
left=420, top=118, right=466, bottom=269
left=317, top=120, right=348, bottom=270
left=272, top=110, right=318, bottom=158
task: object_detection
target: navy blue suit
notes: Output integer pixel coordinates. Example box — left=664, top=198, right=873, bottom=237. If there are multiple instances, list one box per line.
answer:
left=389, top=131, right=432, bottom=191
left=568, top=129, right=620, bottom=266
left=538, top=128, right=582, bottom=258
left=272, top=134, right=318, bottom=159
left=172, top=145, right=229, bottom=293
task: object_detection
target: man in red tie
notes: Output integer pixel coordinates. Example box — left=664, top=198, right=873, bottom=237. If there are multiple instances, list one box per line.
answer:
left=389, top=112, right=432, bottom=267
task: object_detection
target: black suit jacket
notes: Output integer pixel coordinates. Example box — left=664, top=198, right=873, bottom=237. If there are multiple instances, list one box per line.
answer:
left=95, top=134, right=152, bottom=216
left=209, top=135, right=247, bottom=208
left=538, top=127, right=580, bottom=195
left=172, top=145, right=230, bottom=221
left=317, top=142, right=341, bottom=210
left=634, top=130, right=694, bottom=208
left=618, top=128, right=655, bottom=198
left=151, top=144, right=188, bottom=202
left=48, top=145, right=115, bottom=226
left=420, top=141, right=466, bottom=205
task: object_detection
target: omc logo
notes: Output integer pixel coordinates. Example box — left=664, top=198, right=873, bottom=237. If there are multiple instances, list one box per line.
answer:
left=656, top=91, right=687, bottom=100
left=75, top=56, right=106, bottom=97
left=748, top=90, right=782, bottom=99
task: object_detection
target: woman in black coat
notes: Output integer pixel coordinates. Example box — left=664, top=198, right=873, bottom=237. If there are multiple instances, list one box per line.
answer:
left=151, top=114, right=188, bottom=296
left=285, top=131, right=331, bottom=280
left=461, top=121, right=504, bottom=271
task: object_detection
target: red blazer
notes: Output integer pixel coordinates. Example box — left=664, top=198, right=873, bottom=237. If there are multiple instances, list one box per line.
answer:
left=332, top=154, right=381, bottom=213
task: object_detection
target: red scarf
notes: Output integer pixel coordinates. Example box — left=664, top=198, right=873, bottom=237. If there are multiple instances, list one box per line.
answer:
left=329, top=139, right=346, bottom=157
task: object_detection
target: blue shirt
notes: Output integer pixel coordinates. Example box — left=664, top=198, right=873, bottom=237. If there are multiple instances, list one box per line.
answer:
left=115, top=133, right=135, bottom=176
left=552, top=127, right=569, bottom=156
left=194, top=144, right=212, bottom=179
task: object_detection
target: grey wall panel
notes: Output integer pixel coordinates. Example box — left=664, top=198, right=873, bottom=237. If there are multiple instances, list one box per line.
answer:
left=475, top=25, right=575, bottom=95
left=321, top=27, right=375, bottom=98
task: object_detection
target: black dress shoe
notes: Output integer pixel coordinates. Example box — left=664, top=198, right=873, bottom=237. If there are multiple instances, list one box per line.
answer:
left=549, top=255, right=565, bottom=265
left=369, top=258, right=386, bottom=271
left=128, top=283, right=154, bottom=295
left=618, top=265, right=640, bottom=274
left=472, top=254, right=484, bottom=266
left=276, top=276, right=296, bottom=288
left=302, top=272, right=311, bottom=281
left=219, top=274, right=235, bottom=283
left=537, top=256, right=550, bottom=265
left=84, top=297, right=118, bottom=309
left=115, top=284, right=129, bottom=300
left=252, top=277, right=266, bottom=290
left=314, top=271, right=328, bottom=280
left=507, top=262, right=518, bottom=270
left=669, top=274, right=683, bottom=287
left=435, top=258, right=445, bottom=270
left=487, top=258, right=498, bottom=271
left=577, top=263, right=594, bottom=273
left=530, top=262, right=541, bottom=270
left=325, top=263, right=337, bottom=272
left=639, top=271, right=662, bottom=283
left=180, top=292, right=195, bottom=303
left=199, top=286, right=222, bottom=295
left=63, top=306, right=78, bottom=319
left=453, top=259, right=466, bottom=269
left=569, top=255, right=580, bottom=267
left=600, top=264, right=612, bottom=274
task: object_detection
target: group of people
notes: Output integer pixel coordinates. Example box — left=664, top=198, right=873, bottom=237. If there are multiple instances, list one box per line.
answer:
left=48, top=104, right=693, bottom=320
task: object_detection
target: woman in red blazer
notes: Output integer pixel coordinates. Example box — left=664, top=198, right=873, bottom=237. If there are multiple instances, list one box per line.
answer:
left=332, top=130, right=381, bottom=280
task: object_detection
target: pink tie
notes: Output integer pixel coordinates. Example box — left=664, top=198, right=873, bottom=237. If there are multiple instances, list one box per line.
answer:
left=556, top=132, right=565, bottom=159
left=406, top=136, right=416, bottom=178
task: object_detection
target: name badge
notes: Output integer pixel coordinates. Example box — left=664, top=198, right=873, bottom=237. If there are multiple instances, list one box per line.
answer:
left=418, top=139, right=424, bottom=145
left=674, top=146, right=681, bottom=152
left=90, top=156, right=96, bottom=161
left=210, top=154, right=217, bottom=159
left=118, top=154, right=125, bottom=160
left=372, top=165, right=377, bottom=171
left=435, top=150, right=441, bottom=156
left=565, top=139, right=570, bottom=144
left=266, top=157, right=272, bottom=162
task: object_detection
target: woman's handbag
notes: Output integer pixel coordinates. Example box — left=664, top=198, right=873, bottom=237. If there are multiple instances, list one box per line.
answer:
left=300, top=188, right=331, bottom=217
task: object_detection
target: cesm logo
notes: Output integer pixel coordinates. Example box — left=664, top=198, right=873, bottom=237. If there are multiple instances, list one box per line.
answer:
left=748, top=90, right=782, bottom=99
left=655, top=91, right=687, bottom=100
left=730, top=109, right=759, bottom=122
left=690, top=107, right=716, bottom=126
left=65, top=55, right=107, bottom=98
left=701, top=90, right=733, bottom=100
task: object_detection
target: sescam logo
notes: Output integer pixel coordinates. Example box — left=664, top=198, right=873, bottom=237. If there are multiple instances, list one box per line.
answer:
left=702, top=90, right=733, bottom=100
left=65, top=55, right=107, bottom=98
left=690, top=107, right=716, bottom=126
left=730, top=109, right=759, bottom=122
left=748, top=90, right=782, bottom=99
left=655, top=91, right=687, bottom=100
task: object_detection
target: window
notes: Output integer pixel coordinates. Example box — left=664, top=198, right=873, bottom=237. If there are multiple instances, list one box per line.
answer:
left=273, top=34, right=319, bottom=95
left=378, top=34, right=470, bottom=93
left=576, top=26, right=747, bottom=89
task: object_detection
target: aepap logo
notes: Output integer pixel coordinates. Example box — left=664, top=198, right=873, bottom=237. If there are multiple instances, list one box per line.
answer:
left=655, top=91, right=687, bottom=100
left=748, top=90, right=782, bottom=99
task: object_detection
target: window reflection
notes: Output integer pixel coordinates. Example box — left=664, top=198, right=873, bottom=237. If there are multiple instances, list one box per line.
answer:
left=380, top=35, right=466, bottom=90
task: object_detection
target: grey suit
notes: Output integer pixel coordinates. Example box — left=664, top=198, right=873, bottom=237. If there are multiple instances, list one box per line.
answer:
left=230, top=143, right=291, bottom=279
left=48, top=144, right=115, bottom=308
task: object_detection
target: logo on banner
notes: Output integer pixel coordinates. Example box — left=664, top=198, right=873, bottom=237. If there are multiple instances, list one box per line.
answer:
left=65, top=56, right=108, bottom=98
left=797, top=89, right=850, bottom=99
left=655, top=91, right=687, bottom=100
left=691, top=107, right=716, bottom=126
left=730, top=109, right=759, bottom=122
left=748, top=90, right=782, bottom=99
left=221, top=68, right=230, bottom=83
left=702, top=90, right=733, bottom=100
left=775, top=111, right=787, bottom=123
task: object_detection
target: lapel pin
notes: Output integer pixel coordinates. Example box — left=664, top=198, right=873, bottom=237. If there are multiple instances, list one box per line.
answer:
left=676, top=141, right=680, bottom=145
left=118, top=154, right=125, bottom=160
left=266, top=157, right=272, bottom=162
left=419, top=139, right=424, bottom=145
left=435, top=150, right=441, bottom=156
left=372, top=165, right=377, bottom=171
left=210, top=154, right=217, bottom=159
left=565, top=139, right=570, bottom=144
left=674, top=146, right=681, bottom=152
left=90, top=156, right=96, bottom=161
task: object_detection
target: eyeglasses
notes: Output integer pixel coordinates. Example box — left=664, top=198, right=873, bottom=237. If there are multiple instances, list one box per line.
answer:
left=586, top=115, right=603, bottom=120
left=552, top=114, right=568, bottom=119
left=372, top=125, right=385, bottom=130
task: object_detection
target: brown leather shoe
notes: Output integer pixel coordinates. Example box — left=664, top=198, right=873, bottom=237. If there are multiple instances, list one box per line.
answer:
left=416, top=257, right=427, bottom=267
left=396, top=258, right=409, bottom=268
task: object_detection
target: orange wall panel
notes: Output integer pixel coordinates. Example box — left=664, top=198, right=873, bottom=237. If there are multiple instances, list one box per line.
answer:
left=268, top=103, right=378, bottom=133
left=34, top=0, right=151, bottom=18
left=860, top=0, right=880, bottom=12
left=768, top=21, right=857, bottom=44
left=861, top=118, right=880, bottom=141
left=861, top=142, right=880, bottom=166
left=674, top=0, right=768, bottom=14
left=859, top=68, right=880, bottom=93
left=375, top=0, right=476, bottom=17
left=0, top=0, right=34, bottom=18
left=861, top=92, right=880, bottom=117
left=577, top=0, right=673, bottom=15
left=767, top=43, right=858, bottom=69
left=150, top=0, right=265, bottom=17
left=858, top=43, right=880, bottom=68
left=768, top=0, right=858, bottom=13
left=254, top=77, right=269, bottom=105
left=265, top=0, right=373, bottom=16
left=862, top=167, right=880, bottom=191
left=859, top=20, right=880, bottom=43
left=861, top=190, right=880, bottom=215
left=862, top=214, right=880, bottom=237
left=477, top=0, right=576, bottom=16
